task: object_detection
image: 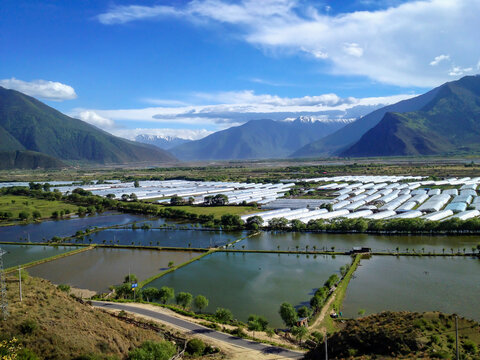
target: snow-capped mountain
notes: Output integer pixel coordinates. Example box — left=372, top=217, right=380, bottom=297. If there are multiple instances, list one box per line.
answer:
left=135, top=134, right=192, bottom=150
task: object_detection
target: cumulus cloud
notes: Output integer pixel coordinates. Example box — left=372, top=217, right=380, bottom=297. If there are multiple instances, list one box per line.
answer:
left=0, top=78, right=77, bottom=101
left=73, top=110, right=115, bottom=129
left=97, top=0, right=480, bottom=87
left=81, top=91, right=415, bottom=128
left=430, top=54, right=450, bottom=66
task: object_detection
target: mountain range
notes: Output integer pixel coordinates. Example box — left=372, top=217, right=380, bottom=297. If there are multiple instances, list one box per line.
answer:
left=134, top=134, right=192, bottom=150
left=3, top=75, right=480, bottom=169
left=170, top=117, right=352, bottom=161
left=341, top=75, right=480, bottom=157
left=0, top=86, right=176, bottom=169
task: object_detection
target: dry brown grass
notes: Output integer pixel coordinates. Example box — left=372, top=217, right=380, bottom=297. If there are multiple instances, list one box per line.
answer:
left=0, top=274, right=167, bottom=359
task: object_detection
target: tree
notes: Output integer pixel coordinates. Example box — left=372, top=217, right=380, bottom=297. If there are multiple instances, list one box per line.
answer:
left=291, top=325, right=308, bottom=344
left=124, top=274, right=138, bottom=284
left=129, top=193, right=138, bottom=201
left=247, top=314, right=268, bottom=336
left=18, top=211, right=30, bottom=221
left=215, top=308, right=233, bottom=323
left=158, top=286, right=174, bottom=304
left=246, top=215, right=263, bottom=230
left=142, top=287, right=159, bottom=302
left=121, top=194, right=130, bottom=201
left=42, top=183, right=51, bottom=192
left=134, top=180, right=140, bottom=188
left=194, top=295, right=209, bottom=313
left=279, top=302, right=297, bottom=328
left=32, top=210, right=41, bottom=220
left=170, top=195, right=184, bottom=205
left=106, top=193, right=116, bottom=199
left=297, top=306, right=312, bottom=318
left=175, top=292, right=193, bottom=309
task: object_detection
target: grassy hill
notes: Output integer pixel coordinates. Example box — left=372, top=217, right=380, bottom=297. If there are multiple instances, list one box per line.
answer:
left=0, top=274, right=174, bottom=359
left=0, top=86, right=176, bottom=166
left=342, top=75, right=480, bottom=157
left=306, top=311, right=480, bottom=359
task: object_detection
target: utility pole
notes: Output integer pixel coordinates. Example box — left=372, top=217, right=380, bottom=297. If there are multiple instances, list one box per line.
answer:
left=18, top=267, right=22, bottom=302
left=455, top=316, right=459, bottom=360
left=0, top=248, right=8, bottom=320
left=324, top=332, right=328, bottom=360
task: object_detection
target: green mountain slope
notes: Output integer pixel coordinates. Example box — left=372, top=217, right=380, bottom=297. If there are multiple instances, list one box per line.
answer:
left=0, top=150, right=66, bottom=170
left=170, top=118, right=350, bottom=161
left=291, top=86, right=441, bottom=158
left=0, top=86, right=176, bottom=164
left=341, top=75, right=480, bottom=157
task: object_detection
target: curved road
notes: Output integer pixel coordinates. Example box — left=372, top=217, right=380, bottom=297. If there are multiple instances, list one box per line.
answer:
left=92, top=301, right=304, bottom=359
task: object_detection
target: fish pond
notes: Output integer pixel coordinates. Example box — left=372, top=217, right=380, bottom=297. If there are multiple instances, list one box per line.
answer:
left=0, top=212, right=151, bottom=243
left=341, top=256, right=480, bottom=322
left=72, top=228, right=245, bottom=248
left=0, top=244, right=80, bottom=269
left=147, top=251, right=351, bottom=328
left=28, top=247, right=201, bottom=292
left=237, top=231, right=480, bottom=254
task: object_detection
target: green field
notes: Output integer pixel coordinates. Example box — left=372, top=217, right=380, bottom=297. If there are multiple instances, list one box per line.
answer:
left=161, top=205, right=263, bottom=219
left=0, top=195, right=78, bottom=222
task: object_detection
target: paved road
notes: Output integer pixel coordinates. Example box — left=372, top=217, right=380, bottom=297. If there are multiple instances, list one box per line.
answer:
left=92, top=301, right=304, bottom=359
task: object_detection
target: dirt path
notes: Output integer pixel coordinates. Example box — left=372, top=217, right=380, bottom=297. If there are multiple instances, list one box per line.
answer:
left=310, top=293, right=336, bottom=332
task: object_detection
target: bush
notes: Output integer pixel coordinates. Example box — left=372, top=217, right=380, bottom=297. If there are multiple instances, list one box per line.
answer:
left=463, top=340, right=478, bottom=354
left=127, top=340, right=176, bottom=360
left=58, top=284, right=71, bottom=293
left=17, top=348, right=40, bottom=360
left=186, top=338, right=205, bottom=356
left=20, top=319, right=38, bottom=335
left=215, top=308, right=233, bottom=323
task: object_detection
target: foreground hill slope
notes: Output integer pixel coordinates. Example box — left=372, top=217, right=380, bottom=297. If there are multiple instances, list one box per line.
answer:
left=342, top=75, right=480, bottom=157
left=292, top=87, right=441, bottom=158
left=170, top=118, right=350, bottom=160
left=0, top=274, right=168, bottom=359
left=0, top=86, right=176, bottom=165
left=306, top=311, right=480, bottom=359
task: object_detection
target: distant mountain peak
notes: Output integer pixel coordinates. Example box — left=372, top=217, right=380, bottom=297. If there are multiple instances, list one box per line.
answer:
left=284, top=116, right=355, bottom=124
left=135, top=134, right=192, bottom=150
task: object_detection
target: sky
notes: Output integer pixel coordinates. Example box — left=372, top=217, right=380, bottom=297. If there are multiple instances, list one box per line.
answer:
left=1, top=0, right=479, bottom=140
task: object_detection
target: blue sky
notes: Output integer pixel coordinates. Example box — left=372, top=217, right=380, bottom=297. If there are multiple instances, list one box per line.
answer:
left=1, top=0, right=479, bottom=139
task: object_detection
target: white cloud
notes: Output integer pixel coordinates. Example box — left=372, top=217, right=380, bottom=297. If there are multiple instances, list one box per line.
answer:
left=73, top=110, right=115, bottom=129
left=429, top=54, right=450, bottom=66
left=79, top=91, right=415, bottom=128
left=97, top=5, right=181, bottom=24
left=110, top=128, right=212, bottom=141
left=0, top=78, right=77, bottom=101
left=98, top=0, right=480, bottom=87
left=448, top=66, right=473, bottom=77
left=343, top=43, right=363, bottom=57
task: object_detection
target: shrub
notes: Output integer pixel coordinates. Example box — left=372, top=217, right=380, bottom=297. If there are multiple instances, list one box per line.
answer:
left=20, top=319, right=38, bottom=335
left=463, top=340, right=478, bottom=354
left=127, top=340, right=176, bottom=360
left=186, top=338, right=205, bottom=356
left=17, top=348, right=40, bottom=360
left=215, top=308, right=233, bottom=323
left=58, top=284, right=71, bottom=293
